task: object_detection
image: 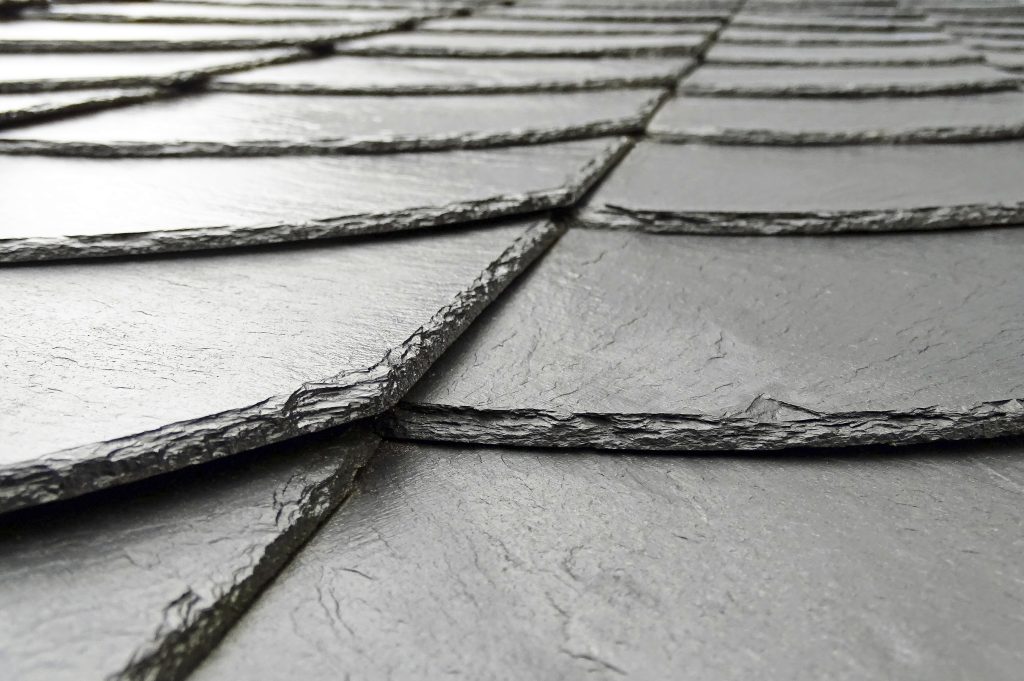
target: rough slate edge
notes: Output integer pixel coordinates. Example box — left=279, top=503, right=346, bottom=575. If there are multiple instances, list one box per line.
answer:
left=647, top=122, right=1024, bottom=145
left=209, top=58, right=698, bottom=94
left=0, top=92, right=668, bottom=157
left=678, top=75, right=1021, bottom=97
left=19, top=9, right=444, bottom=25
left=0, top=218, right=563, bottom=514
left=0, top=87, right=163, bottom=127
left=331, top=36, right=714, bottom=58
left=0, top=136, right=629, bottom=262
left=0, top=20, right=408, bottom=52
left=716, top=34, right=954, bottom=46
left=0, top=47, right=313, bottom=93
left=0, top=427, right=381, bottom=681
left=704, top=51, right=984, bottom=66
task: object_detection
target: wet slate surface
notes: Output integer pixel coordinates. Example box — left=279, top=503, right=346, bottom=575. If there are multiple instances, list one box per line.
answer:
left=0, top=19, right=400, bottom=51
left=33, top=2, right=424, bottom=24
left=193, top=437, right=1024, bottom=681
left=0, top=87, right=159, bottom=126
left=0, top=136, right=624, bottom=259
left=718, top=27, right=952, bottom=45
left=420, top=16, right=722, bottom=34
left=705, top=43, right=982, bottom=65
left=334, top=31, right=710, bottom=57
left=213, top=54, right=695, bottom=93
left=0, top=427, right=380, bottom=681
left=648, top=91, right=1024, bottom=143
left=0, top=89, right=662, bottom=155
left=385, top=228, right=1024, bottom=450
left=680, top=64, right=1019, bottom=96
left=575, top=140, right=1024, bottom=233
left=0, top=216, right=558, bottom=512
left=0, top=48, right=305, bottom=92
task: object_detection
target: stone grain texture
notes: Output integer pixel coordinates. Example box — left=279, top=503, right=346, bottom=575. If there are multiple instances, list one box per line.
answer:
left=705, top=43, right=982, bottom=65
left=730, top=14, right=937, bottom=30
left=718, top=28, right=952, bottom=45
left=479, top=6, right=731, bottom=22
left=384, top=228, right=1024, bottom=450
left=0, top=137, right=625, bottom=260
left=0, top=217, right=559, bottom=512
left=213, top=55, right=695, bottom=94
left=648, top=91, right=1024, bottom=143
left=419, top=17, right=723, bottom=34
left=0, top=428, right=380, bottom=681
left=574, top=140, right=1024, bottom=233
left=0, top=90, right=663, bottom=156
left=31, top=2, right=425, bottom=24
left=679, top=64, right=1019, bottom=96
left=0, top=87, right=161, bottom=126
left=193, top=438, right=1024, bottom=681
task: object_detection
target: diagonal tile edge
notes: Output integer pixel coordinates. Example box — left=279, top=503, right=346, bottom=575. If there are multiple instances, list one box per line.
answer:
left=0, top=86, right=162, bottom=127
left=0, top=219, right=562, bottom=514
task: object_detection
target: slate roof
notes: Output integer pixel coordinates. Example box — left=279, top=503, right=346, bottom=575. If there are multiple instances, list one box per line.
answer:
left=0, top=0, right=1022, bottom=679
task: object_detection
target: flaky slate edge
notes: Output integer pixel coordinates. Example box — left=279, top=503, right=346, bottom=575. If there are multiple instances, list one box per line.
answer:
left=648, top=122, right=1024, bottom=144
left=334, top=34, right=714, bottom=59
left=0, top=93, right=668, bottom=157
left=119, top=429, right=381, bottom=681
left=678, top=76, right=1020, bottom=97
left=380, top=397, right=1024, bottom=451
left=0, top=219, right=564, bottom=514
left=0, top=87, right=162, bottom=126
left=0, top=136, right=629, bottom=262
left=573, top=202, right=1024, bottom=234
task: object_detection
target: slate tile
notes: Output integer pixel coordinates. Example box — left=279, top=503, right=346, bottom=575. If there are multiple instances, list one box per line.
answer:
left=718, top=27, right=953, bottom=44
left=0, top=87, right=159, bottom=126
left=0, top=216, right=558, bottom=512
left=384, top=228, right=1024, bottom=449
left=192, top=438, right=1024, bottom=681
left=679, top=64, right=1019, bottom=96
left=479, top=6, right=732, bottom=21
left=213, top=54, right=695, bottom=93
left=419, top=17, right=723, bottom=34
left=0, top=48, right=307, bottom=92
left=730, top=13, right=940, bottom=30
left=984, top=49, right=1024, bottom=71
left=705, top=43, right=983, bottom=65
left=0, top=137, right=623, bottom=260
left=933, top=15, right=1024, bottom=27
left=962, top=36, right=1024, bottom=51
left=577, top=139, right=1024, bottom=233
left=31, top=2, right=426, bottom=24
left=648, top=91, right=1024, bottom=143
left=334, top=31, right=711, bottom=57
left=0, top=19, right=403, bottom=51
left=0, top=89, right=662, bottom=156
left=0, top=427, right=380, bottom=681
left=946, top=25, right=1024, bottom=40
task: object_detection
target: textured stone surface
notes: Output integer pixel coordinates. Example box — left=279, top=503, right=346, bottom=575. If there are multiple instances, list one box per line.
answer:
left=0, top=90, right=662, bottom=155
left=480, top=6, right=731, bottom=22
left=575, top=140, right=1024, bottom=233
left=718, top=27, right=952, bottom=45
left=964, top=36, right=1024, bottom=51
left=0, top=427, right=380, bottom=681
left=335, top=31, right=710, bottom=57
left=0, top=49, right=305, bottom=92
left=421, top=16, right=721, bottom=34
left=32, top=2, right=423, bottom=24
left=648, top=91, right=1024, bottom=143
left=0, top=137, right=624, bottom=259
left=193, top=437, right=1024, bottom=681
left=0, top=19, right=400, bottom=51
left=385, top=228, right=1024, bottom=449
left=0, top=217, right=559, bottom=512
left=985, top=50, right=1024, bottom=71
left=680, top=64, right=1019, bottom=96
left=731, top=13, right=938, bottom=30
left=0, top=87, right=159, bottom=126
left=705, top=43, right=982, bottom=65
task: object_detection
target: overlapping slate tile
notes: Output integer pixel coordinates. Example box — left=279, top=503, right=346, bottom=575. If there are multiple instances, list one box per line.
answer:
left=192, top=438, right=1024, bottom=680
left=0, top=48, right=307, bottom=92
left=0, top=19, right=402, bottom=51
left=730, top=13, right=939, bottom=30
left=680, top=64, right=1019, bottom=95
left=420, top=17, right=722, bottom=34
left=719, top=27, right=952, bottom=44
left=0, top=90, right=662, bottom=155
left=0, top=87, right=159, bottom=126
left=31, top=2, right=426, bottom=24
left=385, top=228, right=1024, bottom=449
left=213, top=54, right=695, bottom=93
left=480, top=6, right=732, bottom=22
left=963, top=36, right=1024, bottom=51
left=334, top=31, right=711, bottom=57
left=648, top=91, right=1024, bottom=143
left=576, top=140, right=1024, bottom=232
left=946, top=25, right=1024, bottom=40
left=984, top=49, right=1024, bottom=71
left=705, top=43, right=983, bottom=65
left=0, top=427, right=380, bottom=681
left=0, top=137, right=624, bottom=259
left=0, top=216, right=559, bottom=513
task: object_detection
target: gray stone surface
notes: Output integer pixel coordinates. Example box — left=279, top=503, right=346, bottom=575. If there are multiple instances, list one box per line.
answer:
left=420, top=17, right=722, bottom=34
left=0, top=216, right=558, bottom=512
left=575, top=140, right=1024, bottom=233
left=385, top=228, right=1024, bottom=449
left=213, top=54, right=695, bottom=93
left=480, top=6, right=731, bottom=22
left=193, top=437, right=1024, bottom=681
left=648, top=91, right=1024, bottom=143
left=0, top=136, right=624, bottom=259
left=705, top=43, right=983, bottom=65
left=0, top=87, right=159, bottom=126
left=0, top=19, right=401, bottom=51
left=731, top=13, right=938, bottom=30
left=719, top=27, right=952, bottom=44
left=963, top=36, right=1024, bottom=51
left=0, top=48, right=306, bottom=92
left=985, top=50, right=1024, bottom=70
left=0, top=89, right=663, bottom=155
left=680, top=64, right=1019, bottom=96
left=947, top=25, right=1024, bottom=39
left=0, top=427, right=380, bottom=681
left=32, top=2, right=424, bottom=24
left=334, top=31, right=710, bottom=57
